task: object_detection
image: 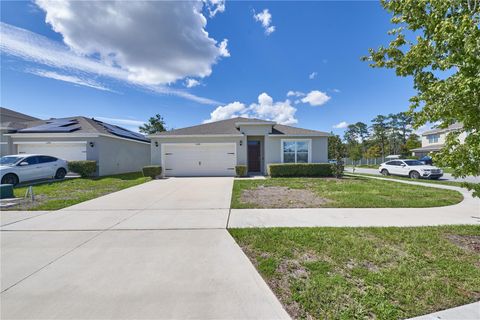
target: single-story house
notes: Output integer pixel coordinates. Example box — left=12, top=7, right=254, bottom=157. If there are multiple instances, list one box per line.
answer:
left=0, top=107, right=40, bottom=156
left=5, top=116, right=150, bottom=176
left=149, top=117, right=330, bottom=177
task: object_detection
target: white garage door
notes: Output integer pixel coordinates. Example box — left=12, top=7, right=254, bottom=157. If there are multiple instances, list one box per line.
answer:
left=17, top=142, right=87, bottom=161
left=163, top=143, right=236, bottom=177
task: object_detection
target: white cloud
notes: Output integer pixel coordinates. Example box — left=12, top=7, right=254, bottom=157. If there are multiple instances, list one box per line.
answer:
left=203, top=0, right=225, bottom=17
left=301, top=90, right=331, bottom=106
left=309, top=72, right=317, bottom=79
left=185, top=78, right=200, bottom=88
left=332, top=88, right=341, bottom=93
left=205, top=92, right=297, bottom=125
left=0, top=22, right=220, bottom=104
left=27, top=68, right=115, bottom=92
left=287, top=90, right=305, bottom=97
left=253, top=9, right=275, bottom=35
left=205, top=101, right=247, bottom=123
left=333, top=121, right=348, bottom=129
left=34, top=0, right=229, bottom=85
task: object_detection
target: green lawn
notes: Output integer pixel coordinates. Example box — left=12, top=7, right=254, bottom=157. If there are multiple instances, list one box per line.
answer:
left=8, top=172, right=151, bottom=210
left=230, top=226, right=480, bottom=320
left=231, top=177, right=463, bottom=209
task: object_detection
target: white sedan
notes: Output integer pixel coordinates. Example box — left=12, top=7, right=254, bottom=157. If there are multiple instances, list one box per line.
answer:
left=0, top=154, right=68, bottom=185
left=379, top=159, right=443, bottom=179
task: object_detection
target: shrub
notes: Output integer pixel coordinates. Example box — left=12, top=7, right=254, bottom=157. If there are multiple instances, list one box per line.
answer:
left=142, top=165, right=162, bottom=179
left=235, top=165, right=247, bottom=177
left=330, top=160, right=344, bottom=178
left=268, top=163, right=333, bottom=177
left=68, top=160, right=97, bottom=178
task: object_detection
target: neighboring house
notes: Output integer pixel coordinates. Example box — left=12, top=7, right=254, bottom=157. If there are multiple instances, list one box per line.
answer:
left=149, top=117, right=330, bottom=177
left=0, top=107, right=40, bottom=156
left=411, top=123, right=465, bottom=158
left=5, top=116, right=150, bottom=176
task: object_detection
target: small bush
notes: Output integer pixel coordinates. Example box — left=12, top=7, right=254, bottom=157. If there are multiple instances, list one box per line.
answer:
left=268, top=163, right=333, bottom=177
left=235, top=165, right=247, bottom=177
left=68, top=160, right=97, bottom=178
left=142, top=165, right=162, bottom=179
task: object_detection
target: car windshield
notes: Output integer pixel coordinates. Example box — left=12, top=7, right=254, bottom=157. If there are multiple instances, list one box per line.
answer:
left=404, top=160, right=425, bottom=166
left=0, top=156, right=23, bottom=166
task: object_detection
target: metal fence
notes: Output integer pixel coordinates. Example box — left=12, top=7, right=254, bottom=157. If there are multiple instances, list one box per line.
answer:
left=343, top=157, right=385, bottom=166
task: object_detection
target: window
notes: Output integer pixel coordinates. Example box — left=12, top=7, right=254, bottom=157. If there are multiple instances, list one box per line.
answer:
left=21, top=156, right=39, bottom=165
left=38, top=156, right=57, bottom=163
left=427, top=134, right=439, bottom=144
left=282, top=140, right=311, bottom=163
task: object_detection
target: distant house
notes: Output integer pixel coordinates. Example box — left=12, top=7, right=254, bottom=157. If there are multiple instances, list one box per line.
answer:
left=0, top=107, right=39, bottom=156
left=5, top=116, right=150, bottom=176
left=149, top=117, right=330, bottom=177
left=411, top=123, right=465, bottom=158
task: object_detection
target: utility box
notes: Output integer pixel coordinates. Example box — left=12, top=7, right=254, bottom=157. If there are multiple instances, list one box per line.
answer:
left=0, top=184, right=14, bottom=199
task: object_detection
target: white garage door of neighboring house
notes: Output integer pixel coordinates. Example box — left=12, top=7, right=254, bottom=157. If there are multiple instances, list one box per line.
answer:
left=163, top=143, right=236, bottom=177
left=17, top=142, right=87, bottom=161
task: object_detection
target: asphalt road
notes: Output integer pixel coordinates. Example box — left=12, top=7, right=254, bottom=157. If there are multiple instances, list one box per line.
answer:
left=346, top=167, right=480, bottom=183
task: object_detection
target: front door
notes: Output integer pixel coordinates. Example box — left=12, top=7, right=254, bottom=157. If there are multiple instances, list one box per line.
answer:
left=248, top=141, right=261, bottom=172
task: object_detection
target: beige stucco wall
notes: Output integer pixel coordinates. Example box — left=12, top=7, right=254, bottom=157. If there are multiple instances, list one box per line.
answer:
left=97, top=136, right=150, bottom=176
left=422, top=131, right=468, bottom=147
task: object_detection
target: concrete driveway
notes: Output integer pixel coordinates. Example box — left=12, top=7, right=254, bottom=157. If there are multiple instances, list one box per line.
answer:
left=1, top=177, right=289, bottom=319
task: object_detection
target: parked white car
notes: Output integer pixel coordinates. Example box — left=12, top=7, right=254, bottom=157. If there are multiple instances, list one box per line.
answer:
left=0, top=154, right=68, bottom=185
left=379, top=159, right=443, bottom=179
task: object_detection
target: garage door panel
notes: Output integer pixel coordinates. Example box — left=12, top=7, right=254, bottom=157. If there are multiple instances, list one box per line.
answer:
left=17, top=143, right=87, bottom=161
left=164, top=143, right=236, bottom=177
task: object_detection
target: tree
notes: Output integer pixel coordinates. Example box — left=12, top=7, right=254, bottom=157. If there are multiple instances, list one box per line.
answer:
left=328, top=134, right=346, bottom=178
left=139, top=114, right=167, bottom=135
left=404, top=133, right=421, bottom=154
left=365, top=145, right=382, bottom=164
left=364, top=0, right=480, bottom=196
left=348, top=144, right=362, bottom=173
left=371, top=115, right=389, bottom=160
left=396, top=112, right=413, bottom=144
left=328, top=134, right=346, bottom=159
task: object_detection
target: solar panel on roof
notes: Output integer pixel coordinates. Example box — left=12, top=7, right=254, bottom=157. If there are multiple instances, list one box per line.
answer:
left=94, top=120, right=149, bottom=142
left=19, top=119, right=81, bottom=133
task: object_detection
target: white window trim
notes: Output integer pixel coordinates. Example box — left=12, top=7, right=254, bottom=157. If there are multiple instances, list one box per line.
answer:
left=427, top=134, right=439, bottom=144
left=280, top=139, right=312, bottom=163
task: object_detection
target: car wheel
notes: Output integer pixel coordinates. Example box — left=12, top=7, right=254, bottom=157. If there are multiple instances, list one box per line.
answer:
left=381, top=169, right=389, bottom=176
left=409, top=171, right=420, bottom=179
left=1, top=173, right=19, bottom=185
left=55, top=168, right=67, bottom=180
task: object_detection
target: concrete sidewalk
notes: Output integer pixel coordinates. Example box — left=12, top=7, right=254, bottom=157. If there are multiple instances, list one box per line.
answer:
left=1, top=177, right=290, bottom=319
left=228, top=175, right=480, bottom=228
left=408, top=301, right=479, bottom=320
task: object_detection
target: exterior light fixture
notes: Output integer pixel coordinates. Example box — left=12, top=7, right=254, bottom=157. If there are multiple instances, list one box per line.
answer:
left=155, top=141, right=159, bottom=147
left=89, top=142, right=95, bottom=147
left=239, top=140, right=243, bottom=146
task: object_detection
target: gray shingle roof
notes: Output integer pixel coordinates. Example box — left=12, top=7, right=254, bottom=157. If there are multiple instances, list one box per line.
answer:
left=14, top=116, right=149, bottom=142
left=153, top=117, right=329, bottom=136
left=0, top=107, right=40, bottom=131
left=410, top=144, right=444, bottom=152
left=422, top=123, right=463, bottom=136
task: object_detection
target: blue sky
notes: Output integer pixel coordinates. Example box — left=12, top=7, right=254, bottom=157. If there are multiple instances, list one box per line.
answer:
left=1, top=1, right=416, bottom=134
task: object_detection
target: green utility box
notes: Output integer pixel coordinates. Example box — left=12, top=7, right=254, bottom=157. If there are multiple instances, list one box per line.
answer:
left=0, top=184, right=14, bottom=199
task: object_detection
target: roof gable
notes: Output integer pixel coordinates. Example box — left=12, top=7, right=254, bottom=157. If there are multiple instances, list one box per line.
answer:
left=152, top=117, right=329, bottom=137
